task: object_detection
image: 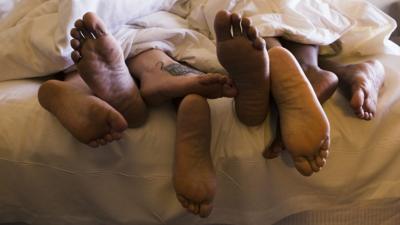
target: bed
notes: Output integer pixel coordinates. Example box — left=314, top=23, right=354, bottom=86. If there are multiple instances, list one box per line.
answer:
left=1, top=0, right=400, bottom=225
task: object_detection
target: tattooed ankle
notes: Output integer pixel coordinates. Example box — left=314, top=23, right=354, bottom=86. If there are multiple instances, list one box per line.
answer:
left=161, top=62, right=203, bottom=76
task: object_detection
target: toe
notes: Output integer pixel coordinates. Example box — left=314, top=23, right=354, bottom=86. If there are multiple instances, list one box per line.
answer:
left=108, top=109, right=128, bottom=133
left=309, top=158, right=321, bottom=172
left=263, top=138, right=284, bottom=159
left=105, top=134, right=113, bottom=143
left=231, top=13, right=242, bottom=36
left=70, top=39, right=81, bottom=50
left=246, top=26, right=258, bottom=41
left=82, top=12, right=108, bottom=38
left=214, top=11, right=233, bottom=41
left=188, top=203, right=199, bottom=215
left=320, top=149, right=329, bottom=159
left=241, top=17, right=252, bottom=32
left=369, top=112, right=375, bottom=119
left=74, top=19, right=85, bottom=30
left=70, top=28, right=83, bottom=40
left=356, top=107, right=365, bottom=119
left=364, top=112, right=371, bottom=121
left=111, top=132, right=123, bottom=141
left=350, top=88, right=365, bottom=116
left=199, top=74, right=224, bottom=85
left=71, top=51, right=82, bottom=63
left=193, top=204, right=200, bottom=215
left=222, top=83, right=238, bottom=97
left=75, top=19, right=92, bottom=40
left=218, top=74, right=228, bottom=84
left=89, top=141, right=99, bottom=148
left=316, top=156, right=326, bottom=167
left=320, top=137, right=330, bottom=151
left=253, top=37, right=266, bottom=51
left=177, top=195, right=190, bottom=208
left=99, top=139, right=107, bottom=146
left=364, top=97, right=377, bottom=117
left=199, top=203, right=213, bottom=218
left=294, top=158, right=314, bottom=176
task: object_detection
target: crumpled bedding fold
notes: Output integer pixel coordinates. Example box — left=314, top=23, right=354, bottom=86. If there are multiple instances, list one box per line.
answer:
left=0, top=0, right=399, bottom=82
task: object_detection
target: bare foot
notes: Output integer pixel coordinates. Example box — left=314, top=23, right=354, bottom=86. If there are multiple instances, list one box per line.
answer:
left=38, top=80, right=128, bottom=148
left=214, top=11, right=270, bottom=126
left=339, top=60, right=385, bottom=120
left=70, top=12, right=147, bottom=127
left=174, top=94, right=216, bottom=218
left=128, top=50, right=237, bottom=106
left=263, top=123, right=285, bottom=159
left=263, top=67, right=337, bottom=159
left=303, top=67, right=339, bottom=103
left=269, top=47, right=330, bottom=176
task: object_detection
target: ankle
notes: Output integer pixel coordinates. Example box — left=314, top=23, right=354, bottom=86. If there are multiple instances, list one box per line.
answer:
left=298, top=63, right=320, bottom=74
left=127, top=49, right=176, bottom=76
left=38, top=80, right=63, bottom=112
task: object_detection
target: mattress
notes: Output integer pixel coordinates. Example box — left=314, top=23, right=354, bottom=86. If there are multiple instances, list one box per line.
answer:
left=1, top=53, right=400, bottom=225
left=1, top=0, right=400, bottom=224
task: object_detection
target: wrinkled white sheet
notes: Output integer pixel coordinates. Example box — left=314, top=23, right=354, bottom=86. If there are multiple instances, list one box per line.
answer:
left=1, top=54, right=400, bottom=225
left=0, top=0, right=179, bottom=81
left=1, top=0, right=399, bottom=82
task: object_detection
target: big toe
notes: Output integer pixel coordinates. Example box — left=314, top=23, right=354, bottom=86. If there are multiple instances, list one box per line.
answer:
left=294, top=158, right=314, bottom=176
left=199, top=203, right=213, bottom=218
left=350, top=87, right=365, bottom=116
left=107, top=109, right=128, bottom=133
left=222, top=83, right=238, bottom=97
left=214, top=11, right=233, bottom=41
left=82, top=12, right=108, bottom=37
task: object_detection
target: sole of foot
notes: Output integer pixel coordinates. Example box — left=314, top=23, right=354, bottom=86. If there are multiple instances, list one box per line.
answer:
left=214, top=10, right=270, bottom=126
left=264, top=66, right=338, bottom=159
left=70, top=12, right=147, bottom=127
left=38, top=80, right=128, bottom=148
left=339, top=60, right=385, bottom=121
left=173, top=94, right=216, bottom=218
left=269, top=47, right=330, bottom=176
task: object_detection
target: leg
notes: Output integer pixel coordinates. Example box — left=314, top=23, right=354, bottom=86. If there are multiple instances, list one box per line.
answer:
left=269, top=47, right=330, bottom=176
left=320, top=58, right=385, bottom=120
left=214, top=11, right=270, bottom=126
left=70, top=12, right=147, bottom=127
left=174, top=94, right=216, bottom=218
left=38, top=72, right=128, bottom=147
left=126, top=49, right=237, bottom=106
left=279, top=39, right=338, bottom=103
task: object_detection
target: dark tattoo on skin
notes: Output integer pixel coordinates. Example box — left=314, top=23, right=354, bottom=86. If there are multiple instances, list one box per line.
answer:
left=160, top=62, right=204, bottom=76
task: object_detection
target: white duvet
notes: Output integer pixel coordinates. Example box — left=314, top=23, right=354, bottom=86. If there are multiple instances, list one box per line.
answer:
left=0, top=0, right=399, bottom=81
left=1, top=0, right=400, bottom=225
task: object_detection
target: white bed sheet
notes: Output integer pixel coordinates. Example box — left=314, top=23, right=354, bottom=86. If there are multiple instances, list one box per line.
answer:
left=1, top=0, right=400, bottom=224
left=0, top=53, right=400, bottom=225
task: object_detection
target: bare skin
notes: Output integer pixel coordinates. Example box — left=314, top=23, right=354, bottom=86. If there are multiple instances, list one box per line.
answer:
left=70, top=12, right=147, bottom=127
left=280, top=39, right=339, bottom=103
left=127, top=49, right=237, bottom=106
left=214, top=11, right=270, bottom=126
left=320, top=59, right=385, bottom=120
left=269, top=46, right=330, bottom=176
left=265, top=59, right=385, bottom=159
left=38, top=72, right=128, bottom=147
left=174, top=94, right=216, bottom=218
left=264, top=39, right=338, bottom=159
